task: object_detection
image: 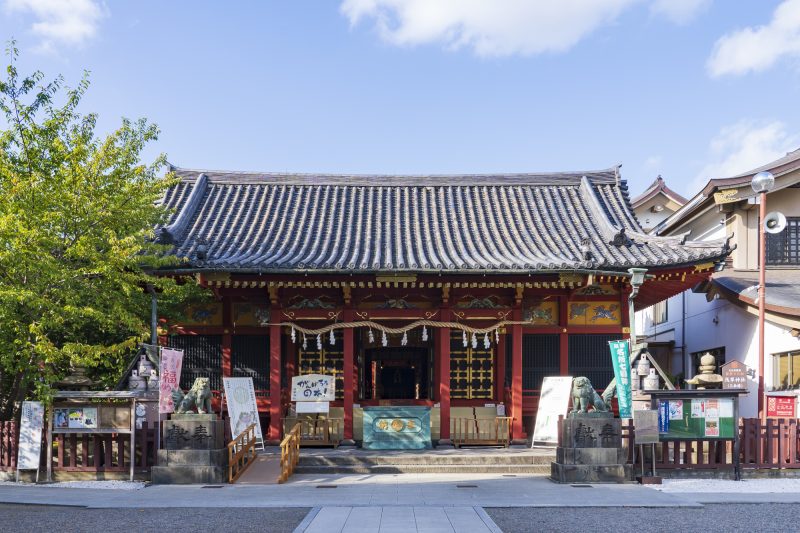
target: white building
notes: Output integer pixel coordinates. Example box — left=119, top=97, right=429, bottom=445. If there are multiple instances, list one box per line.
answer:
left=634, top=150, right=800, bottom=418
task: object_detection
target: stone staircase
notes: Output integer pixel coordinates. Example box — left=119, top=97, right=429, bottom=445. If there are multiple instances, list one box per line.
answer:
left=294, top=448, right=554, bottom=475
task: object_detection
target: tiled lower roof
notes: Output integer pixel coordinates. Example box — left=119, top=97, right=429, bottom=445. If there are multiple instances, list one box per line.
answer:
left=156, top=167, right=730, bottom=273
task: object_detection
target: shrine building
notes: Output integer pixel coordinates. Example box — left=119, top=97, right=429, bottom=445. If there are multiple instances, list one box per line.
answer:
left=154, top=166, right=729, bottom=445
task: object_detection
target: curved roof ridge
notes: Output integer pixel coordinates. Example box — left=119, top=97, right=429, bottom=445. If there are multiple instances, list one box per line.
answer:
left=169, top=165, right=622, bottom=187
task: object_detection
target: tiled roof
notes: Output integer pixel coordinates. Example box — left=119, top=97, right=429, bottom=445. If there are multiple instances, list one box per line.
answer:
left=156, top=167, right=730, bottom=274
left=630, top=176, right=687, bottom=208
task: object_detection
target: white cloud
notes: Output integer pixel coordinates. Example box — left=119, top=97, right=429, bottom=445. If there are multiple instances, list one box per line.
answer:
left=4, top=0, right=106, bottom=52
left=650, top=0, right=710, bottom=25
left=340, top=0, right=641, bottom=57
left=707, top=0, right=800, bottom=77
left=692, top=120, right=798, bottom=191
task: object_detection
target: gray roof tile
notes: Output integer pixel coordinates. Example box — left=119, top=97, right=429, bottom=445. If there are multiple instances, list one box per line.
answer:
left=157, top=167, right=729, bottom=273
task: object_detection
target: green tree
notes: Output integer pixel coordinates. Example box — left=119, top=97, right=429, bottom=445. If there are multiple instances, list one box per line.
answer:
left=0, top=45, right=200, bottom=419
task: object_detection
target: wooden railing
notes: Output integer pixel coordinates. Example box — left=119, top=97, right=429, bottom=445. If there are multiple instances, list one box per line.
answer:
left=279, top=422, right=301, bottom=484
left=741, top=418, right=800, bottom=469
left=51, top=424, right=157, bottom=473
left=1, top=421, right=18, bottom=471
left=284, top=417, right=343, bottom=447
left=227, top=423, right=258, bottom=483
left=451, top=417, right=513, bottom=448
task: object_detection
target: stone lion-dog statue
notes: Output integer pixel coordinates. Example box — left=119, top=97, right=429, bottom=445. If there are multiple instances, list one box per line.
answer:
left=570, top=376, right=609, bottom=414
left=172, top=377, right=214, bottom=414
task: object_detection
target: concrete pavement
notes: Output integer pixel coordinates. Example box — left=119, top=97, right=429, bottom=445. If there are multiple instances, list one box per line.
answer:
left=0, top=474, right=702, bottom=508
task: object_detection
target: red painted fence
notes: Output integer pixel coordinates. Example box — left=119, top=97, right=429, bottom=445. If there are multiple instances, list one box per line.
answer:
left=619, top=418, right=800, bottom=471
left=0, top=421, right=17, bottom=471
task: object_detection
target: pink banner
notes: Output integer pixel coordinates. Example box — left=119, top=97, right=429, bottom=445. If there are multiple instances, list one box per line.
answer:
left=159, top=348, right=184, bottom=414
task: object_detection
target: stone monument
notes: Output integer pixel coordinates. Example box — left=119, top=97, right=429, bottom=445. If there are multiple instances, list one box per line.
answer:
left=551, top=377, right=629, bottom=483
left=151, top=378, right=228, bottom=484
left=684, top=352, right=723, bottom=389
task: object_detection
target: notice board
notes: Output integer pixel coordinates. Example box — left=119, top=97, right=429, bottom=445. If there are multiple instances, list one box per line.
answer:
left=657, top=398, right=736, bottom=440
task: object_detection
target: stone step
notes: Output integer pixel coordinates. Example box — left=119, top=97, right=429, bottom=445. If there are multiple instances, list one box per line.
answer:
left=298, top=454, right=554, bottom=466
left=294, top=464, right=551, bottom=475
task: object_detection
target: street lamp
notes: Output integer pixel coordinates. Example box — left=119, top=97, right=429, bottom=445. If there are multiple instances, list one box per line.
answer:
left=752, top=171, right=775, bottom=420
left=627, top=267, right=648, bottom=346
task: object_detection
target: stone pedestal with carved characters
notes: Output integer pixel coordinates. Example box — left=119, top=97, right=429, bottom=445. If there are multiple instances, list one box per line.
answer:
left=151, top=414, right=228, bottom=484
left=550, top=416, right=628, bottom=483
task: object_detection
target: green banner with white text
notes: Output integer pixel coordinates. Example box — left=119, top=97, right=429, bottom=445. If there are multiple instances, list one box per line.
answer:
left=609, top=340, right=632, bottom=419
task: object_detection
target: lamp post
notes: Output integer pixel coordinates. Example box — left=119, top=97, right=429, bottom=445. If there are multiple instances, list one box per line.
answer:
left=751, top=171, right=775, bottom=420
left=627, top=267, right=648, bottom=348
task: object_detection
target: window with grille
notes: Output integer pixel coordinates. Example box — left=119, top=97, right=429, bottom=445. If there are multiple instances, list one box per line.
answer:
left=567, top=334, right=619, bottom=390
left=766, top=217, right=800, bottom=265
left=773, top=350, right=800, bottom=390
left=522, top=334, right=560, bottom=392
left=231, top=335, right=269, bottom=390
left=167, top=335, right=222, bottom=390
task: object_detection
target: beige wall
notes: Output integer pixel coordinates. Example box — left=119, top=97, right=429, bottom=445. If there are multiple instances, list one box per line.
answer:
left=728, top=188, right=800, bottom=270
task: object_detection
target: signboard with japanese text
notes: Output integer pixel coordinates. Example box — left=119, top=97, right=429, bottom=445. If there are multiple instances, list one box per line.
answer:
left=159, top=348, right=184, bottom=414
left=722, top=361, right=748, bottom=390
left=767, top=395, right=796, bottom=418
left=223, top=377, right=264, bottom=443
left=291, top=374, right=335, bottom=402
left=17, top=401, right=44, bottom=471
left=608, top=340, right=633, bottom=419
left=657, top=398, right=736, bottom=439
left=531, top=376, right=573, bottom=447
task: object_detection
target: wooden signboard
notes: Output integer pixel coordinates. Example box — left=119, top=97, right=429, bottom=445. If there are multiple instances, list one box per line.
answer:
left=722, top=361, right=748, bottom=390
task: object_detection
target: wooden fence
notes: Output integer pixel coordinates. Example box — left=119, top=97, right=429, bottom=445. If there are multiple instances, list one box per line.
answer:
left=740, top=418, right=800, bottom=469
left=451, top=417, right=512, bottom=448
left=0, top=421, right=17, bottom=471
left=50, top=423, right=158, bottom=473
left=620, top=418, right=800, bottom=471
left=227, top=423, right=258, bottom=483
left=279, top=422, right=301, bottom=483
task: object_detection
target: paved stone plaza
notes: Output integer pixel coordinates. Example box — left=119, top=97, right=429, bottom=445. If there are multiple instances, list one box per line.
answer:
left=5, top=475, right=800, bottom=532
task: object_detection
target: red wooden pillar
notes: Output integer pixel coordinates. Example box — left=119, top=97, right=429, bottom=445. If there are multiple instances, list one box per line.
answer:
left=511, top=308, right=525, bottom=443
left=343, top=309, right=355, bottom=445
left=268, top=323, right=282, bottom=444
left=496, top=332, right=506, bottom=402
left=559, top=296, right=569, bottom=375
left=222, top=333, right=232, bottom=378
left=438, top=308, right=452, bottom=446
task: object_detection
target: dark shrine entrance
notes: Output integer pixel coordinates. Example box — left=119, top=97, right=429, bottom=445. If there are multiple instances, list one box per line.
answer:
left=363, top=347, right=431, bottom=401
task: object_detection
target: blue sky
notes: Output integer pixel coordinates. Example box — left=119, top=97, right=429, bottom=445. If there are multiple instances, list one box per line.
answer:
left=2, top=1, right=800, bottom=197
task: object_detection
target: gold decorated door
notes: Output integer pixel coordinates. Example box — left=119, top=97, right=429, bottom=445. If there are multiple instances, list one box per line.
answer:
left=450, top=331, right=494, bottom=399
left=298, top=332, right=344, bottom=400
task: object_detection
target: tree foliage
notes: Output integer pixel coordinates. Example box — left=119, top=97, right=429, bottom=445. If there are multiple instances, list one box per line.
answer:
left=0, top=44, right=201, bottom=419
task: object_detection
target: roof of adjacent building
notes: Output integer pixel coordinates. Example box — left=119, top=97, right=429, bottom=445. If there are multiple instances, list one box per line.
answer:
left=630, top=176, right=688, bottom=209
left=713, top=271, right=800, bottom=318
left=656, top=148, right=800, bottom=236
left=156, top=166, right=730, bottom=274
